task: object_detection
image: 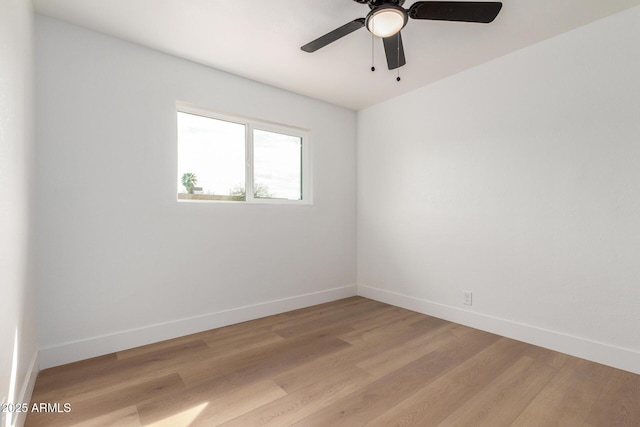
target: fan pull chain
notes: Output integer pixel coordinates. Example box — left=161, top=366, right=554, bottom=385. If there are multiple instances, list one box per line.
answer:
left=370, top=25, right=375, bottom=71
left=396, top=34, right=401, bottom=82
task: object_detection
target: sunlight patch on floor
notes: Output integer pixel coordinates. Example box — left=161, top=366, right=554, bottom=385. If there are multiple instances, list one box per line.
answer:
left=146, top=402, right=209, bottom=427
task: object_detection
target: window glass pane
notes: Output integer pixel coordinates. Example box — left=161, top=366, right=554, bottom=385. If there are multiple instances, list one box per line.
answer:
left=177, top=112, right=245, bottom=201
left=253, top=129, right=302, bottom=200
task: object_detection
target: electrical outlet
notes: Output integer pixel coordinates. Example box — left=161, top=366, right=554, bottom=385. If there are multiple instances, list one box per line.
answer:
left=463, top=291, right=473, bottom=306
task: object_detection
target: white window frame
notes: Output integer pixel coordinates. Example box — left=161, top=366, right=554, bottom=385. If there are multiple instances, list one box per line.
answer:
left=177, top=102, right=312, bottom=205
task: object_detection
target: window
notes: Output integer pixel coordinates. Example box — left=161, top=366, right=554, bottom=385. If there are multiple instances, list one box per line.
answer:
left=177, top=103, right=311, bottom=204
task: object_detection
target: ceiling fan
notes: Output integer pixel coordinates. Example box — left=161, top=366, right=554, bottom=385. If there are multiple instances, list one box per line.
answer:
left=301, top=1, right=503, bottom=71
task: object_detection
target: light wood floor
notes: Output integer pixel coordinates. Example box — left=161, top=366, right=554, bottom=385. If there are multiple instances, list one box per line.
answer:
left=27, top=297, right=639, bottom=426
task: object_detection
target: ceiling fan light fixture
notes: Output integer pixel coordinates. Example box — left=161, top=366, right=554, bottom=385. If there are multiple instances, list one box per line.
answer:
left=366, top=5, right=407, bottom=38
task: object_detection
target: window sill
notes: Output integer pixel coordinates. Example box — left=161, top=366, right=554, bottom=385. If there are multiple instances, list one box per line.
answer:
left=178, top=193, right=245, bottom=202
left=177, top=192, right=310, bottom=205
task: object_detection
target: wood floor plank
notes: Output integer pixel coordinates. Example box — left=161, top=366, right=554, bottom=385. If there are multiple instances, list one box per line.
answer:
left=139, top=380, right=287, bottom=426
left=409, top=315, right=452, bottom=331
left=191, top=296, right=366, bottom=343
left=178, top=325, right=353, bottom=386
left=364, top=337, right=531, bottom=426
left=366, top=376, right=469, bottom=427
left=273, top=299, right=389, bottom=338
left=32, top=339, right=210, bottom=403
left=446, top=338, right=530, bottom=387
left=219, top=366, right=376, bottom=427
left=337, top=312, right=428, bottom=346
left=511, top=358, right=614, bottom=426
left=115, top=330, right=218, bottom=360
left=31, top=354, right=118, bottom=395
left=70, top=406, right=141, bottom=427
left=356, top=322, right=462, bottom=378
left=438, top=356, right=557, bottom=426
left=202, top=330, right=285, bottom=358
left=344, top=305, right=419, bottom=332
left=136, top=332, right=353, bottom=424
left=583, top=367, right=640, bottom=427
left=273, top=342, right=378, bottom=394
left=27, top=373, right=184, bottom=426
left=270, top=314, right=453, bottom=395
left=247, top=297, right=370, bottom=336
left=292, top=329, right=500, bottom=426
left=26, top=297, right=640, bottom=427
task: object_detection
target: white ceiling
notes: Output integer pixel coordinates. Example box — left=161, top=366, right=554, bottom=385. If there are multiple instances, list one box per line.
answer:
left=33, top=0, right=640, bottom=110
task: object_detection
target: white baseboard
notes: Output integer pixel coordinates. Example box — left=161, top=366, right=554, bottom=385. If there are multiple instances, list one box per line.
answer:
left=357, top=284, right=640, bottom=375
left=11, top=351, right=38, bottom=427
left=39, top=285, right=357, bottom=369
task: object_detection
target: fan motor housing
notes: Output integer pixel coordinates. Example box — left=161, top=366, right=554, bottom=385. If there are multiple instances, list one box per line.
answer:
left=353, top=0, right=406, bottom=8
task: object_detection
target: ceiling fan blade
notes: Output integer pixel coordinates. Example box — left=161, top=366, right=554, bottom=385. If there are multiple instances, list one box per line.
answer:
left=383, top=32, right=406, bottom=70
left=409, top=1, right=502, bottom=23
left=301, top=18, right=365, bottom=53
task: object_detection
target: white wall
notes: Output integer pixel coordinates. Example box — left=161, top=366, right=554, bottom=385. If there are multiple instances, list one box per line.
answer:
left=0, top=0, right=39, bottom=425
left=35, top=16, right=357, bottom=368
left=358, top=6, right=640, bottom=374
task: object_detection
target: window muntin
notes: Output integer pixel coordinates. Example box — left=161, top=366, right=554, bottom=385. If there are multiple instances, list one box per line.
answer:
left=177, top=104, right=311, bottom=204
